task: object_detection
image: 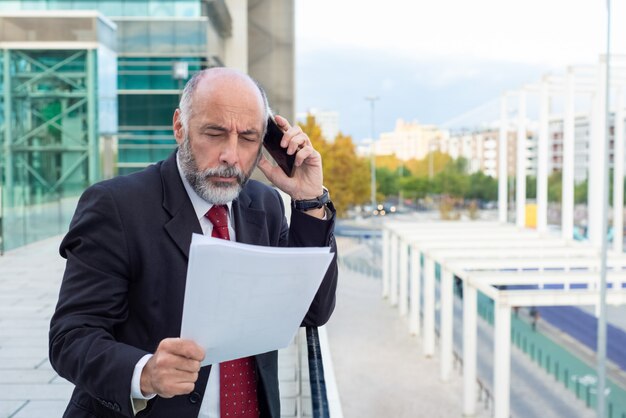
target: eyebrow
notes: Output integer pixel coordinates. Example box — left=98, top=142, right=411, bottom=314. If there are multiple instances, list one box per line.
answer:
left=200, top=124, right=260, bottom=136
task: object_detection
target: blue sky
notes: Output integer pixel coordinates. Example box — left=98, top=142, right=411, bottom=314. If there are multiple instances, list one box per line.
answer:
left=295, top=0, right=622, bottom=141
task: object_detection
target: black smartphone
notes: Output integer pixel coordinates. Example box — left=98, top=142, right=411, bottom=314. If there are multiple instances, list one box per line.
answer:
left=263, top=116, right=295, bottom=177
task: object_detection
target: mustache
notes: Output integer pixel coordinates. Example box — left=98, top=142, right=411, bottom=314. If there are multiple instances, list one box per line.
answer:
left=201, top=165, right=246, bottom=184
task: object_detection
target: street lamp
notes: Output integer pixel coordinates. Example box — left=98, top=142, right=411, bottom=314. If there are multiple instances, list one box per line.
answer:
left=365, top=96, right=379, bottom=213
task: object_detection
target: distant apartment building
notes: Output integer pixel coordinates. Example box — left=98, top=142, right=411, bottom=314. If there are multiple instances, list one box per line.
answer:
left=548, top=115, right=602, bottom=183
left=440, top=128, right=520, bottom=178
left=299, top=108, right=340, bottom=142
left=374, top=119, right=448, bottom=161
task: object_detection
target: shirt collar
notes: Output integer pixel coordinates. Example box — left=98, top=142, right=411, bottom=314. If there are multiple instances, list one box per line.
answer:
left=176, top=151, right=233, bottom=221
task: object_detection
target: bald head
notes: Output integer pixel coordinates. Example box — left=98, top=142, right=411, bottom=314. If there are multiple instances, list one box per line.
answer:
left=178, top=68, right=270, bottom=135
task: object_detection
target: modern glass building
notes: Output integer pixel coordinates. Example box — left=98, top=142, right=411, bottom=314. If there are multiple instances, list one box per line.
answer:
left=0, top=0, right=295, bottom=251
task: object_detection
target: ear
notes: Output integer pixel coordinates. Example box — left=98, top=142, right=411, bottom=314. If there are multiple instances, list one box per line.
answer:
left=173, top=109, right=185, bottom=145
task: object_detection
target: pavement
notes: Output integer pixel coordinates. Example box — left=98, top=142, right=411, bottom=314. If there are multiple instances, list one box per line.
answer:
left=327, top=238, right=490, bottom=418
left=334, top=238, right=598, bottom=418
left=0, top=236, right=73, bottom=418
left=0, top=233, right=611, bottom=418
left=0, top=236, right=309, bottom=418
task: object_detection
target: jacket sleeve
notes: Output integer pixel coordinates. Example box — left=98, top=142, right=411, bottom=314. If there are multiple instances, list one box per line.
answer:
left=49, top=184, right=149, bottom=417
left=286, top=202, right=339, bottom=327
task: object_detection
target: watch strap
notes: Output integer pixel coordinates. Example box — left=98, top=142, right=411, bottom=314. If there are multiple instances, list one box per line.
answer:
left=292, top=188, right=330, bottom=211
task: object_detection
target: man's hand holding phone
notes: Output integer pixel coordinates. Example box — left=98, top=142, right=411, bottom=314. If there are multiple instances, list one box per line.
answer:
left=258, top=115, right=325, bottom=218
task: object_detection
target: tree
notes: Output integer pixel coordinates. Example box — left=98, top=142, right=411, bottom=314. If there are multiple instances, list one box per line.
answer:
left=407, top=151, right=452, bottom=178
left=376, top=167, right=398, bottom=198
left=575, top=179, right=587, bottom=204
left=324, top=133, right=370, bottom=216
left=466, top=172, right=497, bottom=202
left=548, top=171, right=562, bottom=203
left=299, top=116, right=369, bottom=217
left=400, top=176, right=430, bottom=199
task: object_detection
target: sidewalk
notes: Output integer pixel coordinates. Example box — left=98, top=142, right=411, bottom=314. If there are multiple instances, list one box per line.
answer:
left=0, top=236, right=306, bottom=418
left=0, top=236, right=73, bottom=417
left=326, top=261, right=488, bottom=418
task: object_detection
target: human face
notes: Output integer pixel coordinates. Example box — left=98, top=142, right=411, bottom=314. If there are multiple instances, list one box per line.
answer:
left=178, top=135, right=261, bottom=204
left=173, top=72, right=265, bottom=204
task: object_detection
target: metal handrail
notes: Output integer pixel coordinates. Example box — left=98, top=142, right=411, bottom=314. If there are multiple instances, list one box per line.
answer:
left=306, top=327, right=330, bottom=418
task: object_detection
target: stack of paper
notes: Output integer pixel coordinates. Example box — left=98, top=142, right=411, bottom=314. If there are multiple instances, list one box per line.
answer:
left=180, top=233, right=334, bottom=365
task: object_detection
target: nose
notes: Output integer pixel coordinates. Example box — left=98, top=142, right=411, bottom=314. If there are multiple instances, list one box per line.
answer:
left=219, top=134, right=239, bottom=167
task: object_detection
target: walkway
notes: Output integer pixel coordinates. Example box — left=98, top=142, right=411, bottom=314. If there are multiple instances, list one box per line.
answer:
left=327, top=243, right=489, bottom=418
left=0, top=236, right=311, bottom=418
left=334, top=237, right=598, bottom=418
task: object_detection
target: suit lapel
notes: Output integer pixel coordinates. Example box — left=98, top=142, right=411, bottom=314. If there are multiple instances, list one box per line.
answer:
left=232, top=187, right=269, bottom=245
left=161, top=152, right=202, bottom=259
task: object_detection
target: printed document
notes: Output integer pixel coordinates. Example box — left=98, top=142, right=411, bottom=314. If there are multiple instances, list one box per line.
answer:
left=180, top=233, right=334, bottom=365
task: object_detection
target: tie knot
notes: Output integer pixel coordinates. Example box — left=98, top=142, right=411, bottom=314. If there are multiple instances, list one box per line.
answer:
left=205, top=205, right=230, bottom=240
left=206, top=204, right=228, bottom=226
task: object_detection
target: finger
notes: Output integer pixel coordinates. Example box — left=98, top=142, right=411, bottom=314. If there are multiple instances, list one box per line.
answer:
left=257, top=154, right=285, bottom=183
left=174, top=357, right=202, bottom=373
left=172, top=339, right=205, bottom=361
left=274, top=114, right=291, bottom=132
left=286, top=135, right=307, bottom=155
left=293, top=145, right=315, bottom=167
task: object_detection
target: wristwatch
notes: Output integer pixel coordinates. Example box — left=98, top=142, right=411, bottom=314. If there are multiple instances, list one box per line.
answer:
left=292, top=188, right=330, bottom=211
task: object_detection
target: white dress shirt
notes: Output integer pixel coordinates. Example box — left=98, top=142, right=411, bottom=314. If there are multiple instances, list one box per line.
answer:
left=130, top=154, right=235, bottom=417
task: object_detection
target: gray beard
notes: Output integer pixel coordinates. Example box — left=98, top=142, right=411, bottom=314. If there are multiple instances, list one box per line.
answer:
left=178, top=137, right=260, bottom=205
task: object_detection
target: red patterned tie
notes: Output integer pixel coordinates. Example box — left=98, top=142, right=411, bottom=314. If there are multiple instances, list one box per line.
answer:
left=205, top=205, right=260, bottom=418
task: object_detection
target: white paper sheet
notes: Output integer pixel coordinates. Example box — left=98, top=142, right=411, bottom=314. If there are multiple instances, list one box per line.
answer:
left=180, top=233, right=334, bottom=365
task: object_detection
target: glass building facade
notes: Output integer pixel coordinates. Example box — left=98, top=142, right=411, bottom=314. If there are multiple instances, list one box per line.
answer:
left=0, top=12, right=117, bottom=251
left=0, top=0, right=294, bottom=251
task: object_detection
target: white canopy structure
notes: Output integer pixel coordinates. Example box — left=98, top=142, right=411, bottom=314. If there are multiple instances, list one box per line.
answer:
left=382, top=221, right=626, bottom=418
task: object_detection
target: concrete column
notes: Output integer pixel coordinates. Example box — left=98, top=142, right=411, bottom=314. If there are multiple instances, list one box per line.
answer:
left=224, top=0, right=249, bottom=72
left=409, top=243, right=421, bottom=336
left=423, top=257, right=436, bottom=357
left=562, top=69, right=576, bottom=241
left=399, top=239, right=409, bottom=316
left=390, top=233, right=399, bottom=306
left=440, top=269, right=454, bottom=382
left=462, top=283, right=477, bottom=416
left=613, top=87, right=624, bottom=252
left=498, top=95, right=508, bottom=223
left=537, top=80, right=550, bottom=233
left=589, top=61, right=608, bottom=247
left=493, top=301, right=512, bottom=418
left=516, top=90, right=527, bottom=228
left=382, top=228, right=390, bottom=298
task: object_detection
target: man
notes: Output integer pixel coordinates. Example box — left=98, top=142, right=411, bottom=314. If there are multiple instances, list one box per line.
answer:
left=49, top=68, right=338, bottom=418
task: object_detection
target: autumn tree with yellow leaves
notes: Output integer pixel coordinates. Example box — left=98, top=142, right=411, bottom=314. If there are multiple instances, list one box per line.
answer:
left=299, top=115, right=370, bottom=217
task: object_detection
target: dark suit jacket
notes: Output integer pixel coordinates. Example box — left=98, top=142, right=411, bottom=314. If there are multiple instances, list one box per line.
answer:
left=49, top=151, right=338, bottom=418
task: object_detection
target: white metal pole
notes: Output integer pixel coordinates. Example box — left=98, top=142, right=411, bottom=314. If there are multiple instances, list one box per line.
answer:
left=382, top=228, right=390, bottom=298
left=399, top=239, right=409, bottom=316
left=498, top=95, right=508, bottom=223
left=562, top=69, right=576, bottom=241
left=462, top=284, right=477, bottom=416
left=440, top=269, right=454, bottom=382
left=390, top=233, right=399, bottom=306
left=597, top=3, right=612, bottom=411
left=493, top=302, right=512, bottom=418
left=366, top=97, right=379, bottom=211
left=537, top=80, right=550, bottom=233
left=409, top=244, right=421, bottom=336
left=423, top=257, right=436, bottom=357
left=613, top=87, right=624, bottom=253
left=589, top=62, right=607, bottom=247
left=516, top=90, right=527, bottom=228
